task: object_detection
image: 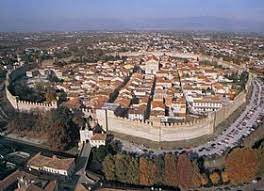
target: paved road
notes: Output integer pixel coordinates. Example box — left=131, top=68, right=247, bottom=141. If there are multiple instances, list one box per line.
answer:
left=190, top=78, right=264, bottom=158
left=76, top=143, right=92, bottom=175
left=75, top=143, right=95, bottom=185
left=193, top=178, right=264, bottom=191
left=0, top=136, right=76, bottom=158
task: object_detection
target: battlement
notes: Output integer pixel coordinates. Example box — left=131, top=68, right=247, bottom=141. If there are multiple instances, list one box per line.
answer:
left=159, top=117, right=210, bottom=128
left=114, top=114, right=153, bottom=126
left=17, top=99, right=57, bottom=108
left=95, top=77, right=250, bottom=142
left=81, top=108, right=94, bottom=114
left=5, top=67, right=58, bottom=112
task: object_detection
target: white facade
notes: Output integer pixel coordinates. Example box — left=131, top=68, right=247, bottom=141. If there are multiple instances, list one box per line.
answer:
left=28, top=164, right=74, bottom=176
left=144, top=60, right=159, bottom=74
left=192, top=101, right=222, bottom=113
left=128, top=113, right=145, bottom=121
left=80, top=129, right=93, bottom=143
left=90, top=139, right=106, bottom=148
left=79, top=128, right=106, bottom=148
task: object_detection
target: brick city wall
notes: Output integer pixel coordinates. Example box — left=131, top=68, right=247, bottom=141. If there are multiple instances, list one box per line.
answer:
left=96, top=76, right=251, bottom=142
left=96, top=109, right=214, bottom=142
left=5, top=65, right=57, bottom=112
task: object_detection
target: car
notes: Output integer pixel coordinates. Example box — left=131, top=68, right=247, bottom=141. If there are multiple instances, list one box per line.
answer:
left=223, top=186, right=231, bottom=190
left=252, top=179, right=258, bottom=184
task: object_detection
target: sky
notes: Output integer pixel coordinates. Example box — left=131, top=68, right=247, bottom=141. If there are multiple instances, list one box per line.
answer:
left=0, top=0, right=264, bottom=32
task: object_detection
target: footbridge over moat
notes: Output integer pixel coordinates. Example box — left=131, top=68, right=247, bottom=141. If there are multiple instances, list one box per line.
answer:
left=75, top=143, right=95, bottom=185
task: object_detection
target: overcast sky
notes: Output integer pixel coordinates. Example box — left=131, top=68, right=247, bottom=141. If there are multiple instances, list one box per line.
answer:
left=0, top=0, right=264, bottom=32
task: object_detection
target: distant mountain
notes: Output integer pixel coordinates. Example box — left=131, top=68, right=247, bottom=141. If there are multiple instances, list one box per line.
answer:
left=1, top=16, right=264, bottom=32
left=129, top=17, right=264, bottom=32
left=87, top=16, right=264, bottom=32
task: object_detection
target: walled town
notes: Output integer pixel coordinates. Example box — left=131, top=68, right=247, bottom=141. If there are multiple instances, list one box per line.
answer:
left=0, top=31, right=264, bottom=191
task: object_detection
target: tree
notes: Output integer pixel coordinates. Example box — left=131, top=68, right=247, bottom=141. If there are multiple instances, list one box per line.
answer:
left=9, top=112, right=36, bottom=133
left=139, top=157, right=149, bottom=185
left=47, top=107, right=80, bottom=150
left=102, top=155, right=116, bottom=181
left=48, top=122, right=68, bottom=150
left=177, top=153, right=203, bottom=189
left=164, top=153, right=178, bottom=187
left=51, top=106, right=80, bottom=145
left=139, top=156, right=158, bottom=186
left=210, top=171, right=221, bottom=185
left=191, top=161, right=203, bottom=188
left=115, top=154, right=130, bottom=183
left=0, top=67, right=6, bottom=80
left=45, top=90, right=56, bottom=103
left=126, top=156, right=139, bottom=185
left=93, top=146, right=107, bottom=162
left=153, top=155, right=164, bottom=185
left=225, top=147, right=259, bottom=185
left=256, top=148, right=264, bottom=176
left=0, top=159, right=6, bottom=169
left=8, top=107, right=80, bottom=151
left=177, top=153, right=194, bottom=189
left=200, top=173, right=209, bottom=186
left=221, top=171, right=229, bottom=184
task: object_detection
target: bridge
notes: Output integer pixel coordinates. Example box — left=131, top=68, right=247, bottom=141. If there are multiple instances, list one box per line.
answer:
left=75, top=143, right=95, bottom=185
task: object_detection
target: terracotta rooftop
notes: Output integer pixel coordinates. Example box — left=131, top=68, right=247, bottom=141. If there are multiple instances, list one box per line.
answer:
left=152, top=101, right=165, bottom=110
left=64, top=98, right=81, bottom=109
left=27, top=153, right=75, bottom=171
left=115, top=97, right=131, bottom=108
left=145, top=55, right=159, bottom=62
left=91, top=133, right=107, bottom=141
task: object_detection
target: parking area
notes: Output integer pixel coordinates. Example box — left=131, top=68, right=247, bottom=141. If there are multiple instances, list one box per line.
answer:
left=191, top=78, right=264, bottom=158
left=118, top=78, right=264, bottom=158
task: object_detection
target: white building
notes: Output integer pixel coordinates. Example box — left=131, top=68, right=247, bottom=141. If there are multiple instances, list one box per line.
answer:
left=79, top=127, right=107, bottom=148
left=27, top=153, right=75, bottom=177
left=90, top=133, right=107, bottom=148
left=192, top=97, right=223, bottom=113
left=143, top=55, right=160, bottom=75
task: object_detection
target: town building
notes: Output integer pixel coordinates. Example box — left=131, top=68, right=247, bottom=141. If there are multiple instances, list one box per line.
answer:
left=27, top=153, right=75, bottom=177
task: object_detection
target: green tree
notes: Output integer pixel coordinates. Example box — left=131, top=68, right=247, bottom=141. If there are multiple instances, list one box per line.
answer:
left=102, top=155, right=116, bottom=181
left=256, top=147, right=264, bottom=176
left=126, top=156, right=139, bottom=185
left=115, top=154, right=130, bottom=183
left=153, top=155, right=164, bottom=185
left=93, top=146, right=108, bottom=162
left=0, top=159, right=6, bottom=169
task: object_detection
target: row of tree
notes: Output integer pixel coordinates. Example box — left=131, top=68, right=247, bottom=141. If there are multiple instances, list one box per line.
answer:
left=101, top=146, right=264, bottom=189
left=103, top=152, right=207, bottom=189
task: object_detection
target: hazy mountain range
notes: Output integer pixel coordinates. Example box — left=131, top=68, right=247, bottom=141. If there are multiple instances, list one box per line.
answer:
left=1, top=16, right=264, bottom=32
